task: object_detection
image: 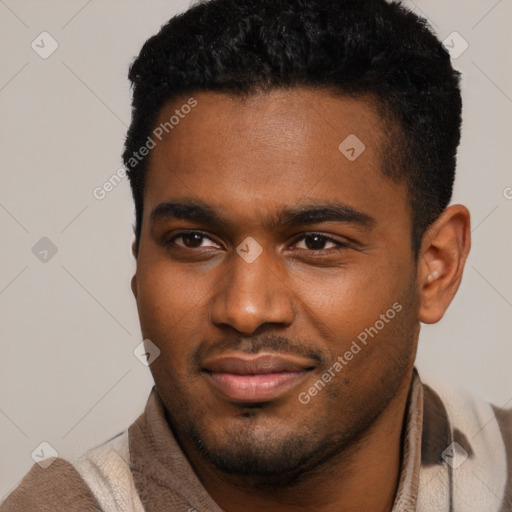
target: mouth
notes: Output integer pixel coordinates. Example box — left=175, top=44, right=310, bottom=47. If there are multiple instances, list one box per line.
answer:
left=201, top=353, right=315, bottom=403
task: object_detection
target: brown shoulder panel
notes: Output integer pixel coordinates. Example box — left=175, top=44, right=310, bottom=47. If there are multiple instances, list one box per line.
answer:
left=1, top=458, right=102, bottom=512
left=421, top=384, right=452, bottom=466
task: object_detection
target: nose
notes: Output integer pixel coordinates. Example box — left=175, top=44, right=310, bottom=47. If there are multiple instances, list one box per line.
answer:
left=210, top=250, right=294, bottom=335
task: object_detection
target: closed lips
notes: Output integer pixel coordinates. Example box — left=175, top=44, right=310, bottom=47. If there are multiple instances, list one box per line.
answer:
left=201, top=354, right=315, bottom=374
left=201, top=354, right=315, bottom=403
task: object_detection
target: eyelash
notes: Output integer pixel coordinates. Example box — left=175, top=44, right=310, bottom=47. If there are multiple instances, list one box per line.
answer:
left=165, top=230, right=350, bottom=252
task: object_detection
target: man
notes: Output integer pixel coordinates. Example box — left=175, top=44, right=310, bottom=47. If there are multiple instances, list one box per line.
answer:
left=2, top=0, right=510, bottom=511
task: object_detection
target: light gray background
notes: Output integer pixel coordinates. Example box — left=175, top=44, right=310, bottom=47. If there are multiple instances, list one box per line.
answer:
left=1, top=0, right=511, bottom=500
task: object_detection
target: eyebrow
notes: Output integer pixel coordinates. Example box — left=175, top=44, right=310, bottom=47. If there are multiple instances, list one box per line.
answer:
left=150, top=200, right=376, bottom=231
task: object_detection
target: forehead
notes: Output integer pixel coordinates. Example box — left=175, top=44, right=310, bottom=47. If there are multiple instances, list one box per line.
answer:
left=143, top=89, right=409, bottom=233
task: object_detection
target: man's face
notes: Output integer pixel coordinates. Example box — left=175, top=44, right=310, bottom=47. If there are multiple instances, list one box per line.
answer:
left=132, top=89, right=420, bottom=479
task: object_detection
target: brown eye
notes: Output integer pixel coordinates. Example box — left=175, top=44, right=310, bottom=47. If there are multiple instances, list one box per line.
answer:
left=166, top=231, right=219, bottom=249
left=294, top=234, right=344, bottom=251
left=304, top=235, right=329, bottom=250
left=180, top=233, right=205, bottom=248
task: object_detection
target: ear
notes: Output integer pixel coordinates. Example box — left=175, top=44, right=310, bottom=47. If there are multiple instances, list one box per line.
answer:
left=417, top=204, right=471, bottom=324
left=131, top=273, right=138, bottom=299
left=131, top=240, right=138, bottom=299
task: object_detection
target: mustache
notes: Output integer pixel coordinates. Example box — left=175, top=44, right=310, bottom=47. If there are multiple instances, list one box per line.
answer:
left=193, top=334, right=327, bottom=368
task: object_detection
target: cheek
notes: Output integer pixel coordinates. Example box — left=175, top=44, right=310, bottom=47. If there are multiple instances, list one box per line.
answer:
left=293, top=261, right=404, bottom=336
left=295, top=267, right=416, bottom=388
left=139, top=254, right=192, bottom=304
left=135, top=260, right=207, bottom=353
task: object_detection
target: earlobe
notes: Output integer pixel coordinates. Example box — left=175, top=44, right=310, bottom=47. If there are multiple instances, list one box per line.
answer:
left=418, top=204, right=471, bottom=324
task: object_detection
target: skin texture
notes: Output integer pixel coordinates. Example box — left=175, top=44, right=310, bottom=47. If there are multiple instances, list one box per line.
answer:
left=131, top=89, right=471, bottom=512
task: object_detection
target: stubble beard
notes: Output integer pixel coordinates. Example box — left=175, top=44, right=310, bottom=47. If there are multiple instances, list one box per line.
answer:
left=165, top=352, right=413, bottom=488
left=159, top=286, right=419, bottom=487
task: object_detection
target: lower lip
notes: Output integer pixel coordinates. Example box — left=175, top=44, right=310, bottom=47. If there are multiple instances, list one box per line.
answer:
left=205, top=371, right=309, bottom=403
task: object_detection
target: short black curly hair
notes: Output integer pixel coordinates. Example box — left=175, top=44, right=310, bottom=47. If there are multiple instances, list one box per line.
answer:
left=123, top=0, right=461, bottom=256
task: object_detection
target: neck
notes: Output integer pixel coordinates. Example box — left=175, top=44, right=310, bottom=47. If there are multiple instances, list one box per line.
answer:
left=181, top=373, right=413, bottom=512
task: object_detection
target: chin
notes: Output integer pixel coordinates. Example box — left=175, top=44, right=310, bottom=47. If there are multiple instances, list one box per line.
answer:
left=186, top=413, right=360, bottom=484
